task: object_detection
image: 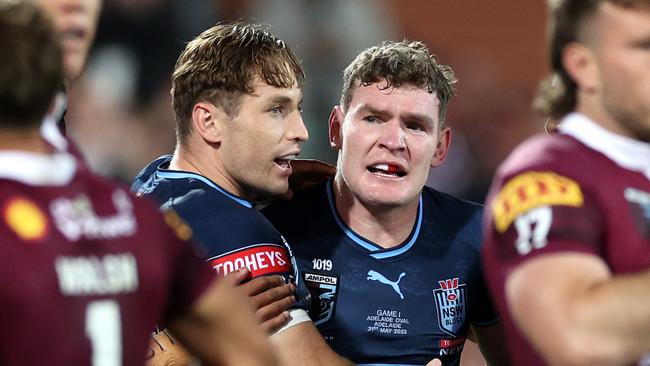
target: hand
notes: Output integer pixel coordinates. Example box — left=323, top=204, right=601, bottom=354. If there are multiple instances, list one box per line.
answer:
left=225, top=269, right=295, bottom=334
left=284, top=159, right=336, bottom=200
left=146, top=328, right=193, bottom=366
left=426, top=358, right=442, bottom=366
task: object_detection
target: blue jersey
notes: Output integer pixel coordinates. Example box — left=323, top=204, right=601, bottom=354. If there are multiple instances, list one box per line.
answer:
left=263, top=182, right=498, bottom=365
left=132, top=155, right=310, bottom=310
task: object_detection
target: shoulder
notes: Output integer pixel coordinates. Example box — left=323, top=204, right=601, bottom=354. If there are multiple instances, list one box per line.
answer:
left=496, top=133, right=597, bottom=183
left=421, top=186, right=484, bottom=253
left=131, top=155, right=172, bottom=193
left=262, top=183, right=328, bottom=229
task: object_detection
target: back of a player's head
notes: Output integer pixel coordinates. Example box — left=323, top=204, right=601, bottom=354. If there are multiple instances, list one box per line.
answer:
left=0, top=0, right=62, bottom=129
left=535, top=0, right=650, bottom=120
left=171, top=22, right=305, bottom=145
left=339, top=40, right=457, bottom=126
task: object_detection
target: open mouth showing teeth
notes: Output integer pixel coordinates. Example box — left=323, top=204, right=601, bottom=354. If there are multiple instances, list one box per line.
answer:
left=274, top=159, right=291, bottom=169
left=61, top=28, right=87, bottom=42
left=368, top=163, right=406, bottom=177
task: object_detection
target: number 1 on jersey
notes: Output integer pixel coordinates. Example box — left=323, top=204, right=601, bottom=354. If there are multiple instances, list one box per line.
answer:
left=86, top=300, right=122, bottom=366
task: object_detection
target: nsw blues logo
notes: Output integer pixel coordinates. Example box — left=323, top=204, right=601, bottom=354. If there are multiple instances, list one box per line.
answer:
left=304, top=272, right=339, bottom=326
left=433, top=277, right=466, bottom=336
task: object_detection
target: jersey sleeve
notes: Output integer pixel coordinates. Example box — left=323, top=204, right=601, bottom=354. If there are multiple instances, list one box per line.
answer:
left=159, top=209, right=216, bottom=324
left=486, top=170, right=604, bottom=265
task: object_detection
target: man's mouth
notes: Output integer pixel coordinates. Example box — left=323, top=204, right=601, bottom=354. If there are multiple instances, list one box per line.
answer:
left=274, top=154, right=298, bottom=169
left=367, top=163, right=406, bottom=177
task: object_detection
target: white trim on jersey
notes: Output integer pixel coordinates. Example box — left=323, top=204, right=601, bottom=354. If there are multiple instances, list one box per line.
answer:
left=39, top=92, right=68, bottom=151
left=560, top=112, right=650, bottom=180
left=0, top=151, right=76, bottom=186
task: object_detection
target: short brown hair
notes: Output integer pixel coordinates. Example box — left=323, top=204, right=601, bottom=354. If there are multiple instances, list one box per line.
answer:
left=340, top=40, right=457, bottom=126
left=171, top=22, right=305, bottom=145
left=0, top=0, right=62, bottom=128
left=535, top=0, right=650, bottom=119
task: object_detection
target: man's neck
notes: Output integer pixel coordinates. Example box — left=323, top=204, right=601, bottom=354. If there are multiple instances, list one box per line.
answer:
left=332, top=175, right=419, bottom=249
left=169, top=144, right=248, bottom=200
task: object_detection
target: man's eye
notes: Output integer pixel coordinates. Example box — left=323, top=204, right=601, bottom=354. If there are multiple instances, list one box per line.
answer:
left=364, top=116, right=378, bottom=123
left=270, top=106, right=283, bottom=115
left=406, top=122, right=425, bottom=131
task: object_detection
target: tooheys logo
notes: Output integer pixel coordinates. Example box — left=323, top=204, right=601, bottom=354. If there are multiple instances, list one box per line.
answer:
left=208, top=243, right=291, bottom=277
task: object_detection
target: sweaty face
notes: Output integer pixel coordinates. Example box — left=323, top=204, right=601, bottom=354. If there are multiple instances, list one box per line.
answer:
left=333, top=81, right=448, bottom=208
left=35, top=0, right=102, bottom=82
left=593, top=3, right=650, bottom=141
left=219, top=80, right=308, bottom=199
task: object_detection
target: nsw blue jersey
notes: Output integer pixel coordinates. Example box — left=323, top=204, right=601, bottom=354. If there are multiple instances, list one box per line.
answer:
left=131, top=155, right=310, bottom=310
left=263, top=182, right=498, bottom=365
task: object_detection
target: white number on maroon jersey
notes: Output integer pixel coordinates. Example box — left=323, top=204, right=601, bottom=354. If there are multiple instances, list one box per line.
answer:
left=86, top=300, right=122, bottom=366
left=514, top=206, right=552, bottom=255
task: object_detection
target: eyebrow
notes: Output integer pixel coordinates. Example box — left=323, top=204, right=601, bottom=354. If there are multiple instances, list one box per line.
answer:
left=267, top=94, right=303, bottom=105
left=357, top=105, right=434, bottom=126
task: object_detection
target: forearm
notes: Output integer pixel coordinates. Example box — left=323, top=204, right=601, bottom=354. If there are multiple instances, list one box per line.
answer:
left=270, top=321, right=353, bottom=366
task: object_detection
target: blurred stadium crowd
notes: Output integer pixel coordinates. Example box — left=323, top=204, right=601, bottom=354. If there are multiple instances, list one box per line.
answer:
left=67, top=0, right=546, bottom=203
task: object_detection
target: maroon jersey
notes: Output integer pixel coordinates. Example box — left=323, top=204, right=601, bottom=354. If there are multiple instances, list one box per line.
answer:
left=483, top=113, right=650, bottom=365
left=0, top=151, right=215, bottom=366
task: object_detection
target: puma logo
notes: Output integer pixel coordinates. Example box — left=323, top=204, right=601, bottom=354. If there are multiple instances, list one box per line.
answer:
left=367, top=270, right=406, bottom=299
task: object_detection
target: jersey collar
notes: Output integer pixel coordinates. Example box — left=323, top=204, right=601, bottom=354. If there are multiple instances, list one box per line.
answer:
left=559, top=112, right=650, bottom=180
left=155, top=164, right=253, bottom=208
left=0, top=151, right=76, bottom=186
left=326, top=181, right=423, bottom=259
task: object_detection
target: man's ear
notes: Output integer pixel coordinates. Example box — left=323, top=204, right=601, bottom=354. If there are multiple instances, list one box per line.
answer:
left=562, top=42, right=599, bottom=93
left=430, top=126, right=451, bottom=168
left=328, top=106, right=344, bottom=150
left=191, top=102, right=222, bottom=143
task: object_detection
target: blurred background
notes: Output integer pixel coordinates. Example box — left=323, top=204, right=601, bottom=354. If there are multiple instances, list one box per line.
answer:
left=66, top=0, right=547, bottom=203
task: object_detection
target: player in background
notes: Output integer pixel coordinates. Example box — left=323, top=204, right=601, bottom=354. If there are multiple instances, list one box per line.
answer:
left=132, top=22, right=352, bottom=366
left=482, top=0, right=650, bottom=364
left=0, top=1, right=274, bottom=365
left=34, top=0, right=101, bottom=145
left=262, top=40, right=510, bottom=366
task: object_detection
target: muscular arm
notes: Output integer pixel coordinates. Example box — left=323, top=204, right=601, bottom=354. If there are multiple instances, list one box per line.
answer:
left=167, top=278, right=277, bottom=366
left=507, top=252, right=650, bottom=366
left=270, top=320, right=353, bottom=366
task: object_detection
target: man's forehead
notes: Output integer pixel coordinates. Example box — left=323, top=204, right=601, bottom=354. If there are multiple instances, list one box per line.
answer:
left=248, top=78, right=302, bottom=100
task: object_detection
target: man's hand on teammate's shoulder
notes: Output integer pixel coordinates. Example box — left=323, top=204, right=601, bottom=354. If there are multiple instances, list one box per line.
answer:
left=225, top=268, right=295, bottom=334
left=284, top=159, right=336, bottom=200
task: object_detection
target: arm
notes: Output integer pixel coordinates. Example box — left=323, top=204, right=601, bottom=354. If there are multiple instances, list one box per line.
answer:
left=168, top=277, right=277, bottom=366
left=470, top=322, right=511, bottom=366
left=270, top=320, right=353, bottom=366
left=506, top=252, right=650, bottom=366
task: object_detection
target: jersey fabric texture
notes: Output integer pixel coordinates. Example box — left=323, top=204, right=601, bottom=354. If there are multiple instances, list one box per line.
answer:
left=0, top=151, right=214, bottom=366
left=131, top=155, right=310, bottom=310
left=483, top=113, right=650, bottom=365
left=263, top=182, right=498, bottom=366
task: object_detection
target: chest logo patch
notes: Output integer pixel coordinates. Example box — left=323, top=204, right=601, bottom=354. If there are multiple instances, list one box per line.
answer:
left=367, top=270, right=406, bottom=300
left=304, top=272, right=339, bottom=326
left=433, top=277, right=466, bottom=336
left=625, top=187, right=650, bottom=239
left=3, top=196, right=49, bottom=242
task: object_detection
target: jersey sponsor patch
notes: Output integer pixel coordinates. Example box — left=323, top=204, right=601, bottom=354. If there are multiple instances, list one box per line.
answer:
left=3, top=196, right=49, bottom=242
left=624, top=187, right=650, bottom=238
left=433, top=277, right=466, bottom=336
left=208, top=243, right=291, bottom=278
left=492, top=171, right=583, bottom=233
left=304, top=272, right=339, bottom=326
